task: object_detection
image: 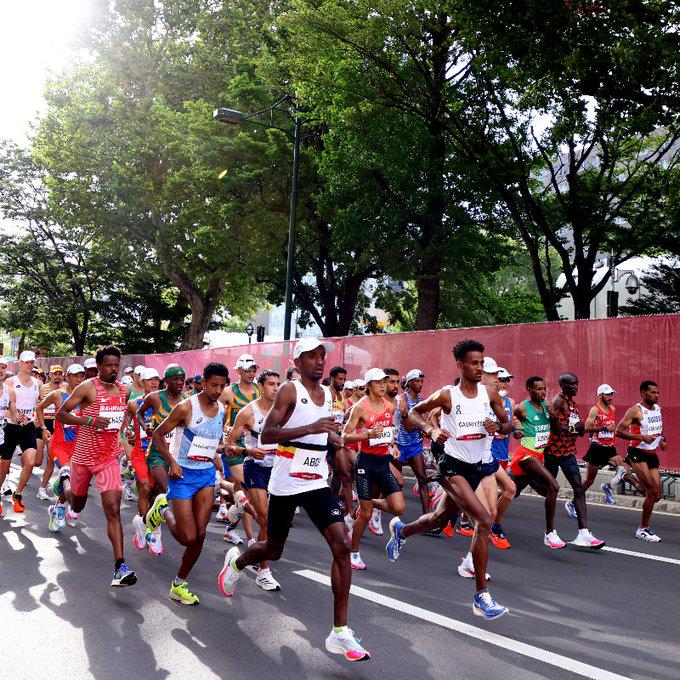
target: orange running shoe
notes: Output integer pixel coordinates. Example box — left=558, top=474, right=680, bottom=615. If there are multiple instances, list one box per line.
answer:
left=13, top=494, right=25, bottom=513
left=456, top=520, right=474, bottom=537
left=489, top=527, right=511, bottom=550
left=443, top=521, right=453, bottom=538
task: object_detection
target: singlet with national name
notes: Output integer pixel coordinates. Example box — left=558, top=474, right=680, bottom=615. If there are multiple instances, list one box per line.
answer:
left=228, top=383, right=261, bottom=427
left=359, top=397, right=395, bottom=455
left=520, top=400, right=551, bottom=452
left=440, top=383, right=494, bottom=464
left=148, top=390, right=186, bottom=457
left=590, top=403, right=616, bottom=446
left=397, top=393, right=422, bottom=447
left=170, top=393, right=224, bottom=470
left=631, top=403, right=663, bottom=451
left=52, top=390, right=80, bottom=445
left=545, top=394, right=580, bottom=457
left=8, top=375, right=40, bottom=424
left=72, top=378, right=127, bottom=464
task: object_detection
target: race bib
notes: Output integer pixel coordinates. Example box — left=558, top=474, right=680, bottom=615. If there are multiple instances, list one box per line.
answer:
left=568, top=411, right=580, bottom=427
left=187, top=435, right=220, bottom=462
left=44, top=404, right=56, bottom=415
left=332, top=409, right=345, bottom=424
left=289, top=448, right=328, bottom=480
left=456, top=417, right=486, bottom=441
left=100, top=409, right=125, bottom=430
left=369, top=426, right=396, bottom=447
left=535, top=426, right=550, bottom=449
left=599, top=429, right=614, bottom=441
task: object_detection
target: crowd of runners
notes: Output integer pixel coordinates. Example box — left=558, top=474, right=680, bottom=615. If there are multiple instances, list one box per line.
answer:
left=0, top=338, right=668, bottom=662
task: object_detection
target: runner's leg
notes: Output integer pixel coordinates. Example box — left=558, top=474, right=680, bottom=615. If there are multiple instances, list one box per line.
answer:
left=632, top=462, right=661, bottom=529
left=15, top=447, right=37, bottom=495
left=101, top=489, right=124, bottom=561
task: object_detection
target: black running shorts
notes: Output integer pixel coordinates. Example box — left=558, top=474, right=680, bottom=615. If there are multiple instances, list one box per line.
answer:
left=583, top=443, right=617, bottom=468
left=0, top=423, right=38, bottom=459
left=544, top=453, right=581, bottom=480
left=626, top=447, right=659, bottom=470
left=437, top=454, right=499, bottom=491
left=354, top=452, right=402, bottom=501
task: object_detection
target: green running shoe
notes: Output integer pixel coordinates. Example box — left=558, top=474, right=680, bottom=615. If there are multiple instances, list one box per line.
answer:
left=145, top=494, right=169, bottom=532
left=170, top=580, right=199, bottom=605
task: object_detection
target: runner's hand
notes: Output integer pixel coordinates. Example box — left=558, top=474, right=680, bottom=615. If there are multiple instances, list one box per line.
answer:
left=368, top=426, right=384, bottom=439
left=605, top=424, right=616, bottom=433
left=641, top=434, right=656, bottom=445
left=512, top=427, right=524, bottom=440
left=93, top=416, right=110, bottom=430
left=169, top=462, right=183, bottom=479
left=483, top=418, right=499, bottom=435
left=42, top=429, right=52, bottom=444
left=16, top=413, right=28, bottom=425
left=224, top=444, right=240, bottom=458
left=574, top=421, right=586, bottom=436
left=145, top=426, right=154, bottom=438
left=248, top=448, right=268, bottom=460
left=430, top=428, right=452, bottom=445
left=660, top=439, right=667, bottom=451
left=307, top=416, right=338, bottom=435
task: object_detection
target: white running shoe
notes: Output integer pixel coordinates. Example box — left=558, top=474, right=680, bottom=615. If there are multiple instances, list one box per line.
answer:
left=36, top=486, right=51, bottom=501
left=218, top=546, right=242, bottom=597
left=47, top=505, right=60, bottom=533
left=344, top=513, right=355, bottom=539
left=216, top=503, right=230, bottom=522
left=636, top=527, right=661, bottom=542
left=223, top=529, right=243, bottom=545
left=325, top=627, right=371, bottom=662
left=544, top=530, right=566, bottom=549
left=350, top=551, right=366, bottom=570
left=369, top=509, right=383, bottom=536
left=611, top=465, right=628, bottom=487
left=226, top=492, right=249, bottom=524
left=122, top=481, right=136, bottom=502
left=132, top=514, right=148, bottom=550
left=65, top=503, right=78, bottom=521
left=457, top=558, right=491, bottom=580
left=571, top=530, right=605, bottom=549
left=148, top=527, right=163, bottom=555
left=255, top=568, right=281, bottom=591
left=55, top=502, right=67, bottom=529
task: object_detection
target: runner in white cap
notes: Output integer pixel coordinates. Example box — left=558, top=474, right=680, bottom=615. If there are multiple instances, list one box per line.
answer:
left=218, top=337, right=371, bottom=661
left=83, top=357, right=98, bottom=379
left=0, top=357, right=18, bottom=517
left=35, top=364, right=64, bottom=500
left=130, top=366, right=146, bottom=399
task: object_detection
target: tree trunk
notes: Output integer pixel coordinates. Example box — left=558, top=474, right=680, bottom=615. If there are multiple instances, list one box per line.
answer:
left=180, top=297, right=217, bottom=350
left=415, top=277, right=441, bottom=330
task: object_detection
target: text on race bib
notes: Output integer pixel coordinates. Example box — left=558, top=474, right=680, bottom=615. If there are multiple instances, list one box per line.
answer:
left=332, top=410, right=345, bottom=424
left=456, top=417, right=486, bottom=441
left=100, top=409, right=125, bottom=430
left=187, top=435, right=220, bottom=462
left=369, top=426, right=396, bottom=447
left=289, top=448, right=329, bottom=480
left=535, top=426, right=550, bottom=449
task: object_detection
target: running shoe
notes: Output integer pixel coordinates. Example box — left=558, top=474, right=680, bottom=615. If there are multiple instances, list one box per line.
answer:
left=611, top=465, right=627, bottom=487
left=369, top=509, right=383, bottom=536
left=456, top=520, right=474, bottom=537
left=385, top=517, right=405, bottom=562
left=350, top=552, right=366, bottom=570
left=457, top=558, right=492, bottom=580
left=1, top=480, right=11, bottom=496
left=56, top=503, right=67, bottom=529
left=65, top=504, right=78, bottom=521
left=571, top=530, right=605, bottom=549
left=148, top=527, right=164, bottom=555
left=218, top=546, right=242, bottom=597
left=47, top=505, right=60, bottom=533
left=600, top=482, right=616, bottom=505
left=36, top=486, right=51, bottom=501
left=325, top=628, right=371, bottom=662
left=636, top=527, right=661, bottom=542
left=132, top=514, right=148, bottom=550
left=145, top=494, right=168, bottom=532
left=255, top=568, right=281, bottom=591
left=111, top=563, right=137, bottom=587
left=12, top=493, right=25, bottom=513
left=226, top=494, right=249, bottom=524
left=170, top=580, right=199, bottom=605
left=564, top=500, right=578, bottom=519
left=473, top=591, right=509, bottom=621
left=544, top=530, right=566, bottom=549
left=215, top=503, right=229, bottom=522
left=122, top=481, right=136, bottom=502
left=223, top=529, right=243, bottom=545
left=53, top=466, right=70, bottom=497
left=489, top=528, right=511, bottom=550
left=443, top=521, right=454, bottom=538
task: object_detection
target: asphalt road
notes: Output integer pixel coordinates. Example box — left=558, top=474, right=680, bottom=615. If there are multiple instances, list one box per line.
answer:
left=1, top=463, right=678, bottom=680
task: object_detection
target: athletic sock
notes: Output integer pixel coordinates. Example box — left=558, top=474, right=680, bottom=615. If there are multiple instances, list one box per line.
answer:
left=333, top=626, right=349, bottom=634
left=247, top=538, right=256, bottom=548
left=173, top=577, right=183, bottom=587
left=578, top=528, right=589, bottom=537
left=115, top=558, right=125, bottom=571
left=491, top=523, right=502, bottom=533
left=476, top=588, right=488, bottom=596
left=612, top=466, right=627, bottom=486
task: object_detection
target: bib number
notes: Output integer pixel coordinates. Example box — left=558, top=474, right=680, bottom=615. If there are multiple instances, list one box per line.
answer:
left=456, top=418, right=486, bottom=441
left=289, top=448, right=328, bottom=480
left=369, top=426, right=396, bottom=447
left=535, top=427, right=550, bottom=449
left=186, top=435, right=219, bottom=462
left=100, top=409, right=125, bottom=430
left=568, top=412, right=580, bottom=427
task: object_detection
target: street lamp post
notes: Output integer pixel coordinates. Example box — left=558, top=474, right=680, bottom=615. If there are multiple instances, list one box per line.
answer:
left=213, top=97, right=301, bottom=341
left=245, top=322, right=255, bottom=345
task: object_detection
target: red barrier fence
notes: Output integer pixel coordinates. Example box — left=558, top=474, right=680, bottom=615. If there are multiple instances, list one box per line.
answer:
left=29, top=314, right=680, bottom=471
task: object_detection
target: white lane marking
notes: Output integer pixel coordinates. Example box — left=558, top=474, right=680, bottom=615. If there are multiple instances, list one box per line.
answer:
left=4, top=532, right=24, bottom=551
left=295, top=569, right=631, bottom=680
left=601, top=546, right=680, bottom=565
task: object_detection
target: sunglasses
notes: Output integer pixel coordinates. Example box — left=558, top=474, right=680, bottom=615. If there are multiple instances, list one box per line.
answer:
left=499, top=377, right=512, bottom=383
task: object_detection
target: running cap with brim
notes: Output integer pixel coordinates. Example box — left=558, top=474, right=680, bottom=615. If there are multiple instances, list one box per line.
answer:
left=292, top=337, right=335, bottom=360
left=233, top=353, right=258, bottom=370
left=121, top=375, right=134, bottom=386
left=66, top=364, right=85, bottom=375
left=353, top=378, right=366, bottom=388
left=124, top=366, right=134, bottom=374
left=33, top=367, right=44, bottom=375
left=134, top=365, right=145, bottom=376
left=0, top=356, right=9, bottom=366
left=19, top=350, right=36, bottom=362
left=404, top=369, right=424, bottom=383
left=344, top=380, right=354, bottom=390
left=164, top=364, right=186, bottom=378
left=597, top=384, right=616, bottom=396
left=50, top=365, right=63, bottom=373
left=365, top=368, right=388, bottom=383
left=498, top=367, right=513, bottom=379
left=84, top=358, right=97, bottom=369
left=193, top=375, right=202, bottom=382
left=482, top=357, right=501, bottom=374
left=142, top=367, right=160, bottom=380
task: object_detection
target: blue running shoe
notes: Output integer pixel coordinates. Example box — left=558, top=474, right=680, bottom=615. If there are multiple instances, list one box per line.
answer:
left=564, top=500, right=578, bottom=519
left=385, top=517, right=405, bottom=562
left=473, top=591, right=509, bottom=621
left=600, top=482, right=615, bottom=505
left=111, top=563, right=137, bottom=587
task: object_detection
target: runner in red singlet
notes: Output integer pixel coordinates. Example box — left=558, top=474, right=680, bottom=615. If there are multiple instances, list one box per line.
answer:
left=54, top=345, right=136, bottom=587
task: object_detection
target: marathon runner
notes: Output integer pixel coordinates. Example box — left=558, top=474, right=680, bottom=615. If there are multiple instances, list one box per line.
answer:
left=144, top=362, right=230, bottom=605
left=227, top=369, right=282, bottom=591
left=386, top=339, right=511, bottom=621
left=583, top=384, right=644, bottom=504
left=83, top=357, right=98, bottom=379
left=130, top=365, right=145, bottom=399
left=0, top=357, right=18, bottom=517
left=342, top=368, right=404, bottom=570
left=616, top=380, right=666, bottom=541
left=218, top=337, right=371, bottom=661
left=327, top=366, right=354, bottom=519
left=53, top=345, right=136, bottom=587
left=1, top=350, right=41, bottom=513
left=285, top=365, right=301, bottom=383
left=544, top=372, right=605, bottom=548
left=40, top=364, right=86, bottom=531
left=34, top=364, right=64, bottom=500
left=510, top=376, right=565, bottom=549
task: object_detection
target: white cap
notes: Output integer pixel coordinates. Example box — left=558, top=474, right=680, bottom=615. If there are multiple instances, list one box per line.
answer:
left=19, top=350, right=36, bottom=362
left=404, top=369, right=424, bottom=384
left=498, top=367, right=513, bottom=379
left=124, top=366, right=134, bottom=374
left=365, top=368, right=387, bottom=383
left=292, top=337, right=335, bottom=360
left=66, top=364, right=85, bottom=375
left=233, top=353, right=258, bottom=370
left=482, top=357, right=500, bottom=374
left=344, top=380, right=354, bottom=390
left=597, top=384, right=616, bottom=396
left=83, top=358, right=97, bottom=369
left=0, top=356, right=9, bottom=367
left=142, top=367, right=160, bottom=380
left=353, top=378, right=366, bottom=388
left=121, top=375, right=134, bottom=386
left=133, top=364, right=145, bottom=376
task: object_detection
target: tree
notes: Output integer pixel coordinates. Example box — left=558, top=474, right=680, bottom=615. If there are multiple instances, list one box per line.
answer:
left=621, top=260, right=680, bottom=316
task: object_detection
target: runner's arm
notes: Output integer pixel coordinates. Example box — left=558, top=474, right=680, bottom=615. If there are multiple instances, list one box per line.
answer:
left=151, top=401, right=191, bottom=472
left=550, top=395, right=571, bottom=435
left=409, top=390, right=453, bottom=444
left=342, top=402, right=370, bottom=443
left=56, top=381, right=98, bottom=427
left=513, top=401, right=526, bottom=421
left=6, top=387, right=18, bottom=425
left=136, top=392, right=159, bottom=436
left=583, top=406, right=601, bottom=433
left=616, top=406, right=654, bottom=443
left=35, top=390, right=58, bottom=430
left=488, top=386, right=514, bottom=435
left=226, top=405, right=252, bottom=458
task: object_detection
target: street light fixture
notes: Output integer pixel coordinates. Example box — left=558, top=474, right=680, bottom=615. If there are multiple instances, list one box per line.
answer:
left=213, top=96, right=302, bottom=342
left=245, top=322, right=255, bottom=345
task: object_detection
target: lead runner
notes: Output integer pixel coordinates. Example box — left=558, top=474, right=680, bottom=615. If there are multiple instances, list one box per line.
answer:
left=217, top=337, right=371, bottom=662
